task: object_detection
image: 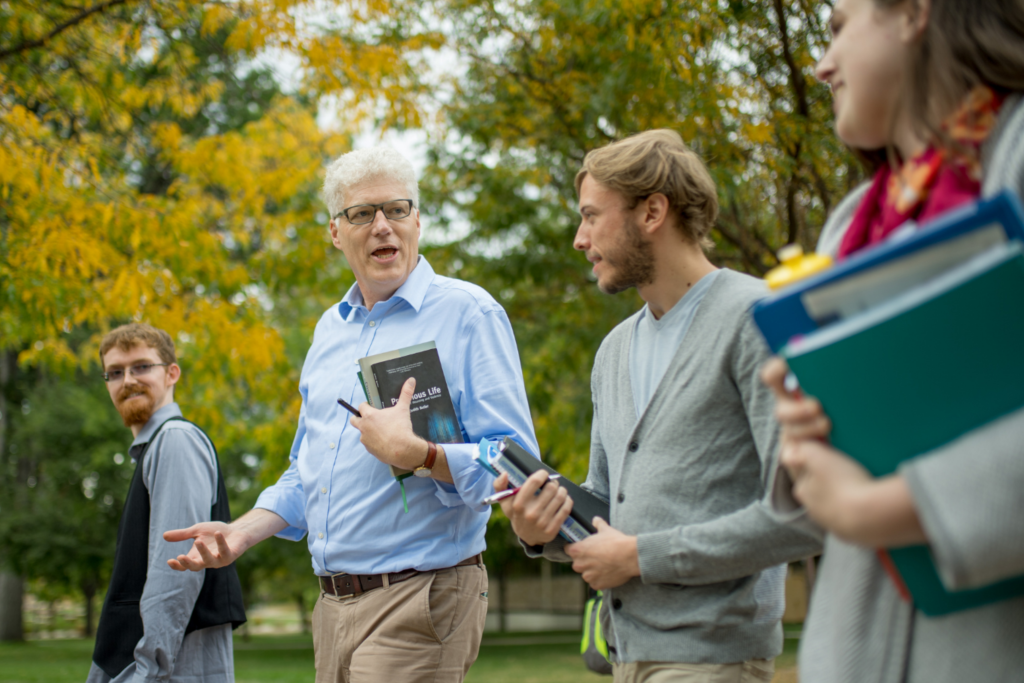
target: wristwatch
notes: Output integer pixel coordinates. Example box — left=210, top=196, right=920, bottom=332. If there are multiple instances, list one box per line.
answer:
left=413, top=441, right=437, bottom=478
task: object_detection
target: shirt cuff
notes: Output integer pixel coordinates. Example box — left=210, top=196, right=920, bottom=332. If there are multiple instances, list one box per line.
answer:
left=518, top=537, right=571, bottom=562
left=438, top=442, right=494, bottom=510
left=254, top=488, right=308, bottom=542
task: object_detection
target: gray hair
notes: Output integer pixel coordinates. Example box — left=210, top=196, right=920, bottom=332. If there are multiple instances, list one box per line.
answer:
left=322, top=145, right=419, bottom=218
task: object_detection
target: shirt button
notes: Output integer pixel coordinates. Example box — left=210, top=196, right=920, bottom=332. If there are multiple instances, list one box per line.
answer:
left=329, top=442, right=336, bottom=449
left=318, top=532, right=324, bottom=539
left=617, top=493, right=625, bottom=503
left=368, top=320, right=376, bottom=327
left=321, top=487, right=327, bottom=494
left=612, top=598, right=623, bottom=610
left=628, top=441, right=639, bottom=452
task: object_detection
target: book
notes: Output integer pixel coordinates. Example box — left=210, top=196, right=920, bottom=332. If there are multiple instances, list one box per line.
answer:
left=358, top=341, right=462, bottom=479
left=783, top=241, right=1024, bottom=616
left=486, top=437, right=610, bottom=543
left=358, top=341, right=436, bottom=411
left=371, top=347, right=462, bottom=445
left=752, top=190, right=1024, bottom=352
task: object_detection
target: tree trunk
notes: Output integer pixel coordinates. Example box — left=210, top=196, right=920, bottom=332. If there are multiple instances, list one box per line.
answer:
left=82, top=580, right=96, bottom=638
left=0, top=570, right=24, bottom=641
left=497, top=567, right=508, bottom=633
left=0, top=352, right=24, bottom=642
left=540, top=559, right=552, bottom=613
left=295, top=592, right=309, bottom=634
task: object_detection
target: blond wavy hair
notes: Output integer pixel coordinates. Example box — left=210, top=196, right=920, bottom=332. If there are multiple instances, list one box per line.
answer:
left=575, top=129, right=718, bottom=249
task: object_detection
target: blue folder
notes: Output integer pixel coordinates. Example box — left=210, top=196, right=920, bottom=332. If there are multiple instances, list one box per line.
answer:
left=752, top=190, right=1024, bottom=352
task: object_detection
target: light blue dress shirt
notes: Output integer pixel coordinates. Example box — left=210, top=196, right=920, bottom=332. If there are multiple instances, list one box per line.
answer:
left=255, top=257, right=538, bottom=576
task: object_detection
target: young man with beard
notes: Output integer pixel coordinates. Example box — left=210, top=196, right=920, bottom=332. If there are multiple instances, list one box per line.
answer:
left=87, top=323, right=244, bottom=683
left=496, top=130, right=820, bottom=683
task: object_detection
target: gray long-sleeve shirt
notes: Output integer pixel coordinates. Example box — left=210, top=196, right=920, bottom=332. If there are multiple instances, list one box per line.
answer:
left=530, top=269, right=822, bottom=664
left=87, top=403, right=234, bottom=683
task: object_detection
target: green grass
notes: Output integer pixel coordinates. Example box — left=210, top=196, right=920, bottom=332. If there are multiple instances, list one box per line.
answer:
left=0, top=633, right=798, bottom=682
left=0, top=633, right=602, bottom=683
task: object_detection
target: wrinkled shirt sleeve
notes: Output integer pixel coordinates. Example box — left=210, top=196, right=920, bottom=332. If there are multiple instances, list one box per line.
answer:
left=435, top=308, right=539, bottom=510
left=254, top=404, right=310, bottom=541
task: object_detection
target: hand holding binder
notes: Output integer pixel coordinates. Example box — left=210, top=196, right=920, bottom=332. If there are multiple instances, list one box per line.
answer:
left=492, top=469, right=574, bottom=547
left=754, top=192, right=1024, bottom=616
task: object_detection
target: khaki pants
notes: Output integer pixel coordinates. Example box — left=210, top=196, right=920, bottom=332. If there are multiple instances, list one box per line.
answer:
left=613, top=659, right=775, bottom=683
left=312, top=563, right=488, bottom=683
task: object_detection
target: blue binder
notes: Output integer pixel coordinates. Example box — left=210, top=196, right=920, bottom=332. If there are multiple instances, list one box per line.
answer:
left=752, top=191, right=1024, bottom=352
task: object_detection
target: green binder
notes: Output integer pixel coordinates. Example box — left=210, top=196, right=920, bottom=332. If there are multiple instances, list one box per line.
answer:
left=784, top=243, right=1024, bottom=616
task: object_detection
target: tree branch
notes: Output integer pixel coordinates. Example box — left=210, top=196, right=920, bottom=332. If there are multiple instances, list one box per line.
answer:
left=0, top=0, right=131, bottom=61
left=772, top=0, right=810, bottom=120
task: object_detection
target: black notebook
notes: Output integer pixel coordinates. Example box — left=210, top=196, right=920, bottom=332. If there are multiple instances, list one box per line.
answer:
left=495, top=437, right=610, bottom=542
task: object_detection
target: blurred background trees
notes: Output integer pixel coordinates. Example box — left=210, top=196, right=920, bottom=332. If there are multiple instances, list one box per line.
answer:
left=1, top=0, right=855, bottom=639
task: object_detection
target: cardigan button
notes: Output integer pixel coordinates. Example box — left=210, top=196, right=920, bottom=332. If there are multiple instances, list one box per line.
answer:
left=628, top=441, right=639, bottom=452
left=617, top=493, right=625, bottom=503
left=612, top=598, right=623, bottom=610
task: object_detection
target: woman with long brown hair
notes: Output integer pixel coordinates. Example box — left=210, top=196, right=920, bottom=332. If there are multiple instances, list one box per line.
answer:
left=762, top=0, right=1024, bottom=681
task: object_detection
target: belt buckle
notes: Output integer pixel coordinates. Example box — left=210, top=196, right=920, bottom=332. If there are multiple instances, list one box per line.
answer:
left=330, top=572, right=358, bottom=599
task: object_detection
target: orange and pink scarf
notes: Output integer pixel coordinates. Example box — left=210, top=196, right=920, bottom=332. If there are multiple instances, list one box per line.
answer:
left=837, top=86, right=1005, bottom=260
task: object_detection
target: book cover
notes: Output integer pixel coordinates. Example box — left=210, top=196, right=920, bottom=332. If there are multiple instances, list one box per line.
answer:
left=358, top=341, right=436, bottom=410
left=785, top=243, right=1024, bottom=615
left=371, top=347, right=463, bottom=446
left=494, top=437, right=610, bottom=542
left=358, top=341, right=449, bottom=479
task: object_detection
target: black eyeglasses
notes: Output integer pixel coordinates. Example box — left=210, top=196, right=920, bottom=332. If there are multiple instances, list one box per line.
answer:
left=103, top=363, right=169, bottom=383
left=334, top=199, right=414, bottom=225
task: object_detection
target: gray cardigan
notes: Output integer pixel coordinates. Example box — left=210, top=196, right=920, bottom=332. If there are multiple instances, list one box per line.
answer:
left=784, top=95, right=1024, bottom=683
left=532, top=270, right=821, bottom=664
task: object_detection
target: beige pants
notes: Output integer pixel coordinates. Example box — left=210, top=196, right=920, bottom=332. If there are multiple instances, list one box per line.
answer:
left=312, top=563, right=488, bottom=683
left=613, top=658, right=775, bottom=683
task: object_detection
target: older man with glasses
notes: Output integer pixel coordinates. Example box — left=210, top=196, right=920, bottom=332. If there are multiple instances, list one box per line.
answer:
left=164, top=145, right=538, bottom=683
left=88, top=323, right=246, bottom=683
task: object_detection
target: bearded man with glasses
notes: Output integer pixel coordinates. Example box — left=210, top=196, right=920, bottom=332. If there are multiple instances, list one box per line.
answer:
left=88, top=323, right=245, bottom=683
left=165, top=145, right=538, bottom=683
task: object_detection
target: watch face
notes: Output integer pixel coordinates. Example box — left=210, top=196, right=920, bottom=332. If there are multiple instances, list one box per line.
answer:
left=413, top=468, right=432, bottom=478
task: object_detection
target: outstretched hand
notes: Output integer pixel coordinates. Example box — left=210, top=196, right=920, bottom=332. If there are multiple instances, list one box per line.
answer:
left=164, top=522, right=246, bottom=572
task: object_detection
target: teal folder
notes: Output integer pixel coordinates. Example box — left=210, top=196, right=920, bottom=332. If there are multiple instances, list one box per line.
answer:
left=784, top=243, right=1024, bottom=616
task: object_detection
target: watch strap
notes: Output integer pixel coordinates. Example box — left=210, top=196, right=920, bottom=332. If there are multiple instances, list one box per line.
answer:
left=422, top=441, right=437, bottom=470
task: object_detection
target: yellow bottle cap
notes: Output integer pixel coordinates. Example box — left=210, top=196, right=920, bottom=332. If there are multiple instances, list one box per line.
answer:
left=765, top=244, right=833, bottom=290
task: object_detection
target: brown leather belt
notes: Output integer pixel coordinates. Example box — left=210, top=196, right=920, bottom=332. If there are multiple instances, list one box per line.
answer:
left=318, top=553, right=482, bottom=598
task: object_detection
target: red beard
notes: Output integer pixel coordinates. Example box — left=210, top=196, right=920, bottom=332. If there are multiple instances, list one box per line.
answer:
left=115, top=385, right=156, bottom=428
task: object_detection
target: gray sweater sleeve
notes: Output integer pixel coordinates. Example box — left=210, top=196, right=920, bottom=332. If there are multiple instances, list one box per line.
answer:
left=902, top=407, right=1024, bottom=591
left=637, top=317, right=822, bottom=585
left=131, top=428, right=217, bottom=682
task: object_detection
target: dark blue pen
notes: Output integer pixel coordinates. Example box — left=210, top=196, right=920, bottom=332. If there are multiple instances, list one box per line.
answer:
left=337, top=398, right=362, bottom=417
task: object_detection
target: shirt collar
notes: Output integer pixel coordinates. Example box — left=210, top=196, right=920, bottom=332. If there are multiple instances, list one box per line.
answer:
left=131, top=402, right=183, bottom=451
left=337, top=256, right=435, bottom=320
